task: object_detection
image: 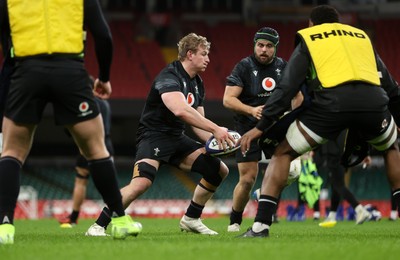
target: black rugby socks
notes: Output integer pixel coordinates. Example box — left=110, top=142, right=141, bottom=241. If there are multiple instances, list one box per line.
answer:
left=0, top=157, right=22, bottom=225
left=88, top=157, right=125, bottom=217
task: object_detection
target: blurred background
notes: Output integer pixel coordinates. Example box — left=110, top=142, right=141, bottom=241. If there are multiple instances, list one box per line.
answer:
left=2, top=0, right=399, bottom=220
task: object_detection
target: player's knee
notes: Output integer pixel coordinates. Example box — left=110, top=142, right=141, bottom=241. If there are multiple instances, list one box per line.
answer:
left=75, top=166, right=89, bottom=179
left=219, top=162, right=229, bottom=179
left=132, top=162, right=157, bottom=183
left=286, top=120, right=324, bottom=154
left=239, top=174, right=257, bottom=190
left=369, top=116, right=397, bottom=151
left=191, top=154, right=227, bottom=187
left=238, top=165, right=258, bottom=183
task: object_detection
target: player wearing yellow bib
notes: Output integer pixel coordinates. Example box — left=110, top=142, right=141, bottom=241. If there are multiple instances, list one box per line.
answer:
left=0, top=0, right=141, bottom=244
left=238, top=5, right=400, bottom=238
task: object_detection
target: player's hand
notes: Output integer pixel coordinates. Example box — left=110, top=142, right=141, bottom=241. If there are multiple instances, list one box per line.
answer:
left=213, top=127, right=236, bottom=151
left=362, top=155, right=372, bottom=169
left=251, top=105, right=264, bottom=120
left=238, top=127, right=263, bottom=156
left=93, top=79, right=112, bottom=99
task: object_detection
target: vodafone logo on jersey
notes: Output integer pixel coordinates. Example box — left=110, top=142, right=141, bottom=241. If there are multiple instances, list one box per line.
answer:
left=187, top=92, right=195, bottom=106
left=262, top=77, right=276, bottom=92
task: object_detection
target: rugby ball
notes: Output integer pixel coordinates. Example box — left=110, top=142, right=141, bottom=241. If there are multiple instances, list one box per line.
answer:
left=205, top=130, right=241, bottom=156
left=253, top=158, right=302, bottom=201
left=287, top=158, right=301, bottom=185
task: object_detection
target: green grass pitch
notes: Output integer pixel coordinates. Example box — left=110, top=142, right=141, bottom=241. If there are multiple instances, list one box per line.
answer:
left=1, top=217, right=400, bottom=260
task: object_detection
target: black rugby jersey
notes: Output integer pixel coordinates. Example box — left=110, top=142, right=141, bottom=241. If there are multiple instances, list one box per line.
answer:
left=138, top=60, right=205, bottom=135
left=226, top=55, right=287, bottom=128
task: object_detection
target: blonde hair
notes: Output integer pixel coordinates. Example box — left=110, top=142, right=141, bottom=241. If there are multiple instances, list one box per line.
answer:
left=177, top=33, right=211, bottom=61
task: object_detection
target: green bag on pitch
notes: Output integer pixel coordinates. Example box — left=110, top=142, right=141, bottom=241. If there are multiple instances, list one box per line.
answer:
left=298, top=158, right=323, bottom=208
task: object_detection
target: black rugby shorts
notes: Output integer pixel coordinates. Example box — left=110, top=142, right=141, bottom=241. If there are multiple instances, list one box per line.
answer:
left=298, top=107, right=393, bottom=142
left=135, top=131, right=203, bottom=167
left=5, top=59, right=99, bottom=125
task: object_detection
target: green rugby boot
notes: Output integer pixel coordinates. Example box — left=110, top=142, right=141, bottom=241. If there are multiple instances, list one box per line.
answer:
left=0, top=224, right=15, bottom=245
left=111, top=215, right=142, bottom=239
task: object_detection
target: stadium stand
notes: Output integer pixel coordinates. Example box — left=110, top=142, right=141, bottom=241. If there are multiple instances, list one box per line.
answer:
left=80, top=18, right=399, bottom=101
left=19, top=160, right=391, bottom=201
left=3, top=18, right=397, bottom=100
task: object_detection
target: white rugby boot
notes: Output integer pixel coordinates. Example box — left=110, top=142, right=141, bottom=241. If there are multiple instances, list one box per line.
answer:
left=85, top=223, right=109, bottom=236
left=227, top=223, right=241, bottom=232
left=179, top=215, right=218, bottom=235
left=355, top=205, right=372, bottom=225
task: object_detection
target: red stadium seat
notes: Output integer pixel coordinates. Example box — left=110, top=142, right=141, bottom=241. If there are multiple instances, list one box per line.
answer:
left=22, top=18, right=398, bottom=100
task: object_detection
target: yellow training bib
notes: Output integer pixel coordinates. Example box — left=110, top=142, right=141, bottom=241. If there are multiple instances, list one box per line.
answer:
left=8, top=0, right=84, bottom=57
left=297, top=23, right=380, bottom=87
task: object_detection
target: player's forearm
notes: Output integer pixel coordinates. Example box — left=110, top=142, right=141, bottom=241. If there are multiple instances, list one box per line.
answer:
left=224, top=97, right=253, bottom=116
left=84, top=0, right=112, bottom=82
left=191, top=127, right=212, bottom=143
left=176, top=107, right=219, bottom=135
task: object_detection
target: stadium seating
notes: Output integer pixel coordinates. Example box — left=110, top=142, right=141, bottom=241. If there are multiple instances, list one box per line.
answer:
left=372, top=19, right=400, bottom=78
left=17, top=157, right=392, bottom=219
left=18, top=162, right=244, bottom=200
left=19, top=161, right=391, bottom=202
left=79, top=18, right=400, bottom=100
left=3, top=19, right=396, bottom=100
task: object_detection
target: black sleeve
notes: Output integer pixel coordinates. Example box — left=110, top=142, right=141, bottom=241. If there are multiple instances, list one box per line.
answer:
left=376, top=53, right=400, bottom=125
left=256, top=42, right=309, bottom=131
left=84, top=0, right=113, bottom=82
left=376, top=53, right=399, bottom=99
left=0, top=0, right=9, bottom=55
left=226, top=60, right=245, bottom=87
